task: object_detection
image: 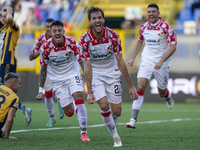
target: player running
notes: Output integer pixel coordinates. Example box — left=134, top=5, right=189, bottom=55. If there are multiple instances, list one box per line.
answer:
left=29, top=18, right=64, bottom=127
left=126, top=3, right=177, bottom=129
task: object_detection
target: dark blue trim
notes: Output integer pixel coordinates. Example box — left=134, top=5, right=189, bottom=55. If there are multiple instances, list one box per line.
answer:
left=12, top=24, right=19, bottom=32
left=11, top=98, right=17, bottom=109
left=0, top=21, right=4, bottom=28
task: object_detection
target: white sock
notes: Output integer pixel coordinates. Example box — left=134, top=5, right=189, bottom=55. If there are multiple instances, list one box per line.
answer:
left=75, top=99, right=87, bottom=134
left=101, top=109, right=117, bottom=135
left=73, top=100, right=77, bottom=112
left=132, top=95, right=144, bottom=110
left=45, top=97, right=55, bottom=119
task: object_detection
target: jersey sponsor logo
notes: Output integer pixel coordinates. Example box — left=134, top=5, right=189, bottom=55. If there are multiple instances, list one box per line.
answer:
left=92, top=51, right=112, bottom=60
left=146, top=38, right=160, bottom=45
left=91, top=49, right=97, bottom=52
left=50, top=55, right=70, bottom=66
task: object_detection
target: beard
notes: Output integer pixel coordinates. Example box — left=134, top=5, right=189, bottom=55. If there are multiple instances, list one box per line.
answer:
left=91, top=24, right=103, bottom=33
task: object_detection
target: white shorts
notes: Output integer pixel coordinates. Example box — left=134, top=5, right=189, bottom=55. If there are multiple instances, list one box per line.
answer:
left=92, top=78, right=122, bottom=104
left=52, top=76, right=83, bottom=107
left=137, top=61, right=169, bottom=90
left=44, top=76, right=53, bottom=91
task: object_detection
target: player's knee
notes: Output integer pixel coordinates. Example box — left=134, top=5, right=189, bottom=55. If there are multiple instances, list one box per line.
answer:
left=112, top=111, right=121, bottom=117
left=100, top=104, right=110, bottom=112
left=137, top=85, right=145, bottom=93
left=159, top=91, right=166, bottom=98
left=112, top=106, right=122, bottom=117
left=65, top=109, right=75, bottom=117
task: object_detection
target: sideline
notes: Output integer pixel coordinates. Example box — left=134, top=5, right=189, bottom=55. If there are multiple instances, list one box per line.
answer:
left=11, top=118, right=191, bottom=134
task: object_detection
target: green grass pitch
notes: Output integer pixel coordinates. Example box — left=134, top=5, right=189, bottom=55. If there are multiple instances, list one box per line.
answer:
left=1, top=102, right=200, bottom=150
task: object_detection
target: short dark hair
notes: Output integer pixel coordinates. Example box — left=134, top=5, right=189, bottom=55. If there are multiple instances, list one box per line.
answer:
left=3, top=8, right=15, bottom=17
left=4, top=72, right=20, bottom=82
left=45, top=18, right=54, bottom=23
left=87, top=6, right=104, bottom=21
left=50, top=20, right=64, bottom=29
left=147, top=3, right=159, bottom=11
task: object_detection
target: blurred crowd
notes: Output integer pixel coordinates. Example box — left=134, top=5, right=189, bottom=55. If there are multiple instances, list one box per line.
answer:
left=0, top=0, right=79, bottom=30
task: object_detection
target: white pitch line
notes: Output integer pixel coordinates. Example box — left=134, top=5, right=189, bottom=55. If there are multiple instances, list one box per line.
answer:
left=11, top=118, right=191, bottom=134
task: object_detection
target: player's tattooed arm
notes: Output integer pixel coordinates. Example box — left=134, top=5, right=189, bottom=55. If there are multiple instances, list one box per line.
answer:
left=79, top=60, right=84, bottom=72
left=39, top=65, right=47, bottom=88
left=4, top=108, right=16, bottom=139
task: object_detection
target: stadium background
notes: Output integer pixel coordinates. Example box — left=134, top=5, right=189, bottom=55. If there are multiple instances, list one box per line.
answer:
left=5, top=0, right=199, bottom=103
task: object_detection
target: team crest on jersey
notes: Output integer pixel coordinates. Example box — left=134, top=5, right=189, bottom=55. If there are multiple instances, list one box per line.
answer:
left=158, top=32, right=163, bottom=36
left=66, top=52, right=71, bottom=55
left=108, top=45, right=112, bottom=50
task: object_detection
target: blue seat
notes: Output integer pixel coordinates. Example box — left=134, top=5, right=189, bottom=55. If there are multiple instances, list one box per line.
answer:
left=22, top=34, right=34, bottom=39
left=193, top=8, right=200, bottom=21
left=184, top=0, right=198, bottom=9
left=61, top=10, right=73, bottom=21
left=178, top=8, right=193, bottom=21
left=40, top=9, right=48, bottom=23
left=47, top=10, right=61, bottom=20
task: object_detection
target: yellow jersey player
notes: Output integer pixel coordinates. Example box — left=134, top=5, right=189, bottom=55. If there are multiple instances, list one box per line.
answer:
left=0, top=6, right=32, bottom=126
left=0, top=72, right=21, bottom=139
left=0, top=6, right=19, bottom=82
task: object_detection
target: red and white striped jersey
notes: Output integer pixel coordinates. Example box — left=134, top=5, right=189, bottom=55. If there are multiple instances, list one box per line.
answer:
left=30, top=33, right=47, bottom=54
left=79, top=26, right=122, bottom=80
left=139, top=18, right=177, bottom=67
left=40, top=35, right=81, bottom=82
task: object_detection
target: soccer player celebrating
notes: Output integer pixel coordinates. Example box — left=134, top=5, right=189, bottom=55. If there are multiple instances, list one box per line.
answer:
left=0, top=6, right=32, bottom=126
left=126, top=3, right=177, bottom=129
left=29, top=18, right=64, bottom=127
left=0, top=72, right=21, bottom=139
left=79, top=7, right=138, bottom=147
left=38, top=20, right=90, bottom=141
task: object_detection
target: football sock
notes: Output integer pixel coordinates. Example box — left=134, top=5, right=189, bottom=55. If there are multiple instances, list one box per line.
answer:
left=132, top=109, right=139, bottom=121
left=131, top=90, right=144, bottom=120
left=73, top=100, right=77, bottom=113
left=45, top=91, right=55, bottom=119
left=101, top=109, right=117, bottom=135
left=112, top=131, right=119, bottom=138
left=164, top=89, right=171, bottom=101
left=75, top=99, right=87, bottom=134
left=18, top=102, right=25, bottom=112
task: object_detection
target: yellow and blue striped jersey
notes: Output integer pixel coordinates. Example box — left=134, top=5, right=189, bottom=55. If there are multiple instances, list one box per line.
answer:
left=0, top=21, right=20, bottom=65
left=0, top=84, right=19, bottom=123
